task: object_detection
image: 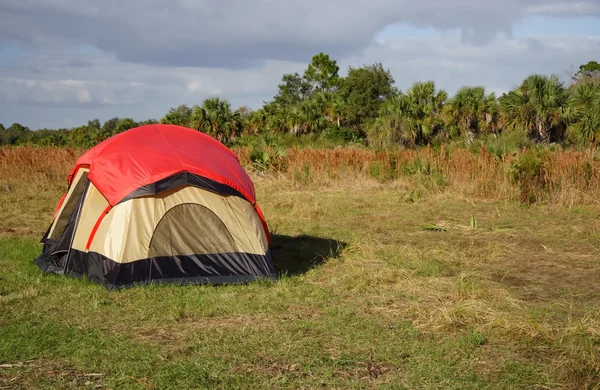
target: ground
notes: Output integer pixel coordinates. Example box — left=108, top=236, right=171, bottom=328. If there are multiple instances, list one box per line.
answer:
left=1, top=174, right=599, bottom=389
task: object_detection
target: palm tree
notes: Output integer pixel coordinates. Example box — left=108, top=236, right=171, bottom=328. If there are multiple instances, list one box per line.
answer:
left=260, top=102, right=289, bottom=134
left=499, top=74, right=574, bottom=143
left=245, top=109, right=269, bottom=135
left=299, top=99, right=327, bottom=134
left=324, top=92, right=346, bottom=128
left=568, top=81, right=600, bottom=146
left=443, top=86, right=500, bottom=143
left=366, top=82, right=448, bottom=148
left=398, top=81, right=448, bottom=145
left=191, top=97, right=242, bottom=144
left=367, top=95, right=411, bottom=148
left=280, top=99, right=327, bottom=135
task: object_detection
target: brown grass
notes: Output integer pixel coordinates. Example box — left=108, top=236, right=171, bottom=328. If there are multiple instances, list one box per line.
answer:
left=1, top=145, right=599, bottom=207
left=0, top=147, right=80, bottom=188
left=1, top=145, right=599, bottom=388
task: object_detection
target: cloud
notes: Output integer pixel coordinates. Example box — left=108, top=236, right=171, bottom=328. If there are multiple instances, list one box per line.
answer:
left=0, top=0, right=599, bottom=128
left=524, top=37, right=546, bottom=52
left=356, top=33, right=597, bottom=98
left=525, top=1, right=600, bottom=16
left=2, top=31, right=597, bottom=128
left=67, top=59, right=93, bottom=68
left=2, top=0, right=598, bottom=69
left=0, top=77, right=142, bottom=105
left=347, top=33, right=600, bottom=96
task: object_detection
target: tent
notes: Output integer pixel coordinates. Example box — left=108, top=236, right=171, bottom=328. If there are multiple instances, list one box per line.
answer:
left=34, top=124, right=275, bottom=289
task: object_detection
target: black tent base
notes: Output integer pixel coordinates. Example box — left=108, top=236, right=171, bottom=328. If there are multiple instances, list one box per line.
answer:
left=34, top=241, right=277, bottom=291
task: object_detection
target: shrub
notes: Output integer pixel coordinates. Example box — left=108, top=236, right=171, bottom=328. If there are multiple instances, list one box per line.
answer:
left=508, top=148, right=549, bottom=204
left=322, top=126, right=363, bottom=144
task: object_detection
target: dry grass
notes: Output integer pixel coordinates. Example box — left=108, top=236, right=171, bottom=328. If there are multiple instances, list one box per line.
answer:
left=1, top=144, right=600, bottom=388
left=2, top=144, right=598, bottom=207
left=0, top=147, right=79, bottom=189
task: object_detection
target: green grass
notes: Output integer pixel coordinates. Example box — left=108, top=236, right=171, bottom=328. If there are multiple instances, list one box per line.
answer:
left=1, top=178, right=599, bottom=389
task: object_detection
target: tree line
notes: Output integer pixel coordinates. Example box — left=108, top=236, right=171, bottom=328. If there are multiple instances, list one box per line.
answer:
left=1, top=55, right=599, bottom=150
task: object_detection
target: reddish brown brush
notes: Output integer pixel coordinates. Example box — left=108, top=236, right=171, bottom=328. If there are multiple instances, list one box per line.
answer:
left=0, top=147, right=83, bottom=191
left=1, top=145, right=598, bottom=206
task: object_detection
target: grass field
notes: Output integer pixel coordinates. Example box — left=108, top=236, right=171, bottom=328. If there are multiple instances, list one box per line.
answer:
left=1, top=146, right=600, bottom=389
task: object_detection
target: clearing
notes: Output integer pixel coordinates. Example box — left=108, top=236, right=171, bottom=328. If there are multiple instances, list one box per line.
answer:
left=1, top=173, right=599, bottom=389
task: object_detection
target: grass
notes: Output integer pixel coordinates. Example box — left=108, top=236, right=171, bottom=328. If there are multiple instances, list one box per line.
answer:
left=1, top=146, right=600, bottom=388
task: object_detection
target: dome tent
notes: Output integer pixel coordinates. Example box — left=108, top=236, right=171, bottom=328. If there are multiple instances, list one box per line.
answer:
left=34, top=124, right=275, bottom=289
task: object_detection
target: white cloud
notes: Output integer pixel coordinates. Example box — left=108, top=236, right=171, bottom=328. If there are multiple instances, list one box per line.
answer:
left=2, top=0, right=598, bottom=68
left=350, top=34, right=600, bottom=95
left=526, top=1, right=600, bottom=16
left=0, top=0, right=599, bottom=128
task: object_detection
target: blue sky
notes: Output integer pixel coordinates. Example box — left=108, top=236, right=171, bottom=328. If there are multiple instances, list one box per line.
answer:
left=0, top=0, right=599, bottom=130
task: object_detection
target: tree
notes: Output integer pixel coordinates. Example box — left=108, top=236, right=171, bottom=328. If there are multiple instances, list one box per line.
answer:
left=101, top=117, right=120, bottom=137
left=236, top=106, right=252, bottom=117
left=245, top=108, right=269, bottom=135
left=191, top=97, right=242, bottom=144
left=288, top=99, right=327, bottom=135
left=7, top=123, right=29, bottom=133
left=568, top=81, right=600, bottom=146
left=22, top=129, right=67, bottom=147
left=500, top=74, right=574, bottom=143
left=160, top=104, right=193, bottom=127
left=87, top=119, right=101, bottom=130
left=325, top=92, right=346, bottom=128
left=396, top=81, right=448, bottom=146
left=572, top=60, right=600, bottom=83
left=272, top=73, right=312, bottom=107
left=313, top=90, right=344, bottom=127
left=265, top=53, right=345, bottom=134
left=68, top=124, right=98, bottom=148
left=115, top=118, right=137, bottom=134
left=0, top=123, right=30, bottom=145
left=338, top=63, right=398, bottom=131
left=367, top=95, right=412, bottom=148
left=262, top=102, right=289, bottom=133
left=443, top=86, right=500, bottom=143
left=366, top=81, right=448, bottom=148
left=303, top=52, right=340, bottom=93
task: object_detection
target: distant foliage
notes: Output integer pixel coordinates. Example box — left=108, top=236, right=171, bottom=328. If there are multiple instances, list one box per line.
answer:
left=572, top=60, right=600, bottom=84
left=508, top=148, right=550, bottom=204
left=190, top=97, right=242, bottom=144
left=443, top=86, right=500, bottom=142
left=4, top=145, right=598, bottom=207
left=1, top=55, right=599, bottom=152
left=499, top=74, right=574, bottom=144
left=568, top=81, right=600, bottom=146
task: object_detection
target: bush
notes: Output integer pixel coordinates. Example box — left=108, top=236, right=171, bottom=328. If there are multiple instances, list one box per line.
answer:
left=323, top=126, right=364, bottom=144
left=467, top=128, right=533, bottom=158
left=507, top=148, right=550, bottom=204
left=249, top=145, right=287, bottom=172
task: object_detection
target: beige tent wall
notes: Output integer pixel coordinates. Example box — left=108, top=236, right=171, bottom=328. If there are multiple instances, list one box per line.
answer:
left=87, top=185, right=269, bottom=263
left=48, top=167, right=89, bottom=240
left=71, top=183, right=110, bottom=251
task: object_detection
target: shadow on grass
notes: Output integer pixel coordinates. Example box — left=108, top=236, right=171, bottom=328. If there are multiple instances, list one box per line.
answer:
left=270, top=234, right=347, bottom=276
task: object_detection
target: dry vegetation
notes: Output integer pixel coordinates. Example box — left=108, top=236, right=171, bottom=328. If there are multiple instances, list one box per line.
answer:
left=2, top=144, right=600, bottom=209
left=1, top=145, right=600, bottom=389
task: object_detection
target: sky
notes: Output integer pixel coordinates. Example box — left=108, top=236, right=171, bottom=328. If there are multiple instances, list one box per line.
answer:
left=0, top=0, right=599, bottom=130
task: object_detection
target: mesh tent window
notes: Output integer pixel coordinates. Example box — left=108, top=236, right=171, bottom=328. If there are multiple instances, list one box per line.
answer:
left=148, top=203, right=237, bottom=258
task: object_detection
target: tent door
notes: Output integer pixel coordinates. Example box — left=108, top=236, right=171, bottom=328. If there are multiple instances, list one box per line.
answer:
left=147, top=203, right=237, bottom=258
left=35, top=173, right=90, bottom=275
